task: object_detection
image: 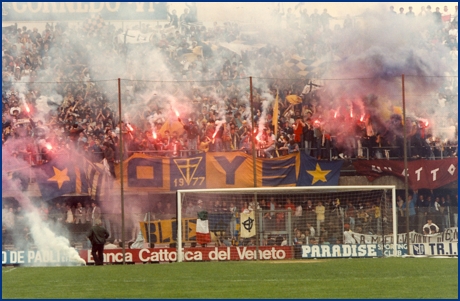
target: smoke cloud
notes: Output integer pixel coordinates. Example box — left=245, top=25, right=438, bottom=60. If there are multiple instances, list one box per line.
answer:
left=2, top=3, right=457, bottom=261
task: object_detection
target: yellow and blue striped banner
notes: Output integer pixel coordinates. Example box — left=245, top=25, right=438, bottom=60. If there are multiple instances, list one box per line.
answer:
left=116, top=152, right=342, bottom=192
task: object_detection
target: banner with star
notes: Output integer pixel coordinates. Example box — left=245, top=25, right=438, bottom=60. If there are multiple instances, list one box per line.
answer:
left=34, top=156, right=77, bottom=200
left=116, top=152, right=342, bottom=192
left=297, top=153, right=343, bottom=186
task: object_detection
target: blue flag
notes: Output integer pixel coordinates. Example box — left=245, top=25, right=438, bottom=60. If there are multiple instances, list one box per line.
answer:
left=297, top=153, right=343, bottom=186
left=34, top=157, right=77, bottom=200
left=83, top=159, right=107, bottom=201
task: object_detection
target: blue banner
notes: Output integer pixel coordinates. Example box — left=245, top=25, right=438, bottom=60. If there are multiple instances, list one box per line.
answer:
left=34, top=157, right=77, bottom=201
left=170, top=153, right=207, bottom=190
left=297, top=153, right=343, bottom=186
left=119, top=152, right=344, bottom=192
left=127, top=157, right=165, bottom=188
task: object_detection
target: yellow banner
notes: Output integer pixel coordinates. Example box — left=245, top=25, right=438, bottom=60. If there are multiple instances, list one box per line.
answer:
left=206, top=152, right=260, bottom=187
left=117, top=152, right=302, bottom=192
left=140, top=218, right=197, bottom=243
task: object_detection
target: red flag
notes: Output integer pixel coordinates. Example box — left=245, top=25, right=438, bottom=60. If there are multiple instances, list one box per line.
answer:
left=353, top=158, right=458, bottom=190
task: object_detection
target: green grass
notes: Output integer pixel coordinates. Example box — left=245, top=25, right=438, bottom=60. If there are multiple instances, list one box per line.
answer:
left=2, top=258, right=458, bottom=299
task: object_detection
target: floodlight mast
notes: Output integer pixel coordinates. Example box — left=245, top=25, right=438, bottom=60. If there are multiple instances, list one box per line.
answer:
left=402, top=74, right=411, bottom=256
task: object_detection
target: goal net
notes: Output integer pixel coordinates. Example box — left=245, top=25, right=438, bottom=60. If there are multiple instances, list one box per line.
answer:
left=176, top=186, right=398, bottom=262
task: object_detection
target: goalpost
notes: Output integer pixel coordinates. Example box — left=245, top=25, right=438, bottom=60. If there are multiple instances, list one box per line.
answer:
left=176, top=185, right=397, bottom=262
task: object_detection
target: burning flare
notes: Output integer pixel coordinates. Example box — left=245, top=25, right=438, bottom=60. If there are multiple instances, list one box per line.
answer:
left=24, top=102, right=30, bottom=113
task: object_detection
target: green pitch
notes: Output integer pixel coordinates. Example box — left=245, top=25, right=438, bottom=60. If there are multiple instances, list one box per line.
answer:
left=2, top=258, right=458, bottom=299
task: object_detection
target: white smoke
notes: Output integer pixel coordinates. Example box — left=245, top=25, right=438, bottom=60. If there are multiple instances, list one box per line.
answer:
left=26, top=211, right=86, bottom=266
left=2, top=171, right=86, bottom=266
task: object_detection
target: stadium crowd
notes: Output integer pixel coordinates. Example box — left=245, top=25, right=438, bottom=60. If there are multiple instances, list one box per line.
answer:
left=2, top=4, right=458, bottom=166
left=1, top=4, right=458, bottom=249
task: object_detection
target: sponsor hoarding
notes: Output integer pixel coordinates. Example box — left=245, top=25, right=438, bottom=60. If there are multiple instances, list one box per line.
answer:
left=2, top=246, right=293, bottom=265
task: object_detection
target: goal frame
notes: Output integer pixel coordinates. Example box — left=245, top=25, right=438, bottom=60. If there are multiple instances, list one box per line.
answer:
left=176, top=185, right=397, bottom=262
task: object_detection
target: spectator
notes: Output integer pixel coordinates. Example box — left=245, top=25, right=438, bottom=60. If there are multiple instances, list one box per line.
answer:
left=418, top=6, right=426, bottom=17
left=74, top=202, right=85, bottom=224
left=430, top=196, right=442, bottom=228
left=344, top=200, right=356, bottom=231
left=64, top=204, right=74, bottom=224
left=442, top=6, right=452, bottom=25
left=101, top=141, right=115, bottom=178
left=306, top=222, right=316, bottom=239
left=87, top=218, right=109, bottom=266
left=304, top=200, right=316, bottom=227
left=184, top=200, right=197, bottom=218
left=439, top=196, right=450, bottom=231
left=423, top=219, right=439, bottom=234
left=91, top=201, right=102, bottom=226
left=315, top=200, right=325, bottom=237
left=84, top=202, right=92, bottom=227
left=303, top=118, right=314, bottom=156
left=415, top=192, right=430, bottom=232
left=287, top=139, right=300, bottom=153
left=433, top=7, right=443, bottom=25
left=49, top=202, right=64, bottom=223
left=154, top=201, right=166, bottom=220
left=320, top=9, right=335, bottom=30
left=180, top=117, right=199, bottom=156
left=167, top=9, right=179, bottom=29
left=406, top=6, right=415, bottom=17
left=263, top=127, right=276, bottom=158
left=342, top=223, right=355, bottom=244
left=448, top=194, right=457, bottom=228
left=293, top=228, right=305, bottom=245
left=292, top=117, right=304, bottom=147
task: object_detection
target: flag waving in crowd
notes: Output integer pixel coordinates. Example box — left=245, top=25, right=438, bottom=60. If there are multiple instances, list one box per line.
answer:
left=34, top=156, right=77, bottom=201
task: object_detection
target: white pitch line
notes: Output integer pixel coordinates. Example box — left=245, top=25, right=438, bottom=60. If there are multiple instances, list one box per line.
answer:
left=3, top=267, right=17, bottom=273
